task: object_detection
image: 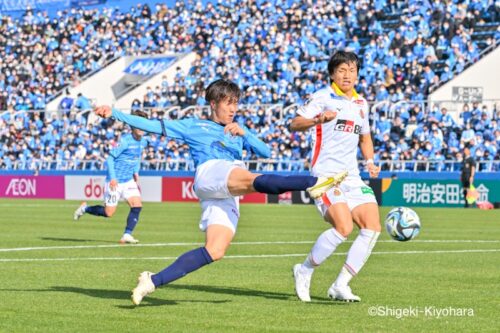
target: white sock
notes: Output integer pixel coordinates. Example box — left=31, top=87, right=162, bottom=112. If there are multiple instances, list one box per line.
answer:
left=335, top=229, right=380, bottom=287
left=300, top=228, right=346, bottom=275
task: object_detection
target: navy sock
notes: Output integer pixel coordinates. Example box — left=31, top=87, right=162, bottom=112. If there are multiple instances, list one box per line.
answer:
left=252, top=175, right=318, bottom=194
left=85, top=205, right=107, bottom=217
left=151, top=247, right=213, bottom=288
left=124, top=207, right=141, bottom=235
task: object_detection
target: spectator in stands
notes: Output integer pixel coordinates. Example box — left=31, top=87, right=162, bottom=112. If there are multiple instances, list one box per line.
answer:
left=439, top=107, right=457, bottom=131
left=75, top=93, right=93, bottom=111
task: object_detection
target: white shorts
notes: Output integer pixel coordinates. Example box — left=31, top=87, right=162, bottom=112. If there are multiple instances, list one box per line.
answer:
left=199, top=197, right=240, bottom=234
left=104, top=179, right=141, bottom=207
left=315, top=176, right=377, bottom=217
left=194, top=159, right=246, bottom=233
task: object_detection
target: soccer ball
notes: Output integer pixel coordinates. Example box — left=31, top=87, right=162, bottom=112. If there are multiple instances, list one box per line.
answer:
left=385, top=207, right=421, bottom=241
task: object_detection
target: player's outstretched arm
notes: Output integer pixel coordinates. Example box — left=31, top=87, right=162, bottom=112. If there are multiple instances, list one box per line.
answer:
left=290, top=111, right=337, bottom=132
left=94, top=106, right=163, bottom=135
left=241, top=126, right=271, bottom=158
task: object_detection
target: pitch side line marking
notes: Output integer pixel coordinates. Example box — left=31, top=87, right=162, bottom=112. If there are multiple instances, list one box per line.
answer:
left=0, top=249, right=500, bottom=262
left=1, top=240, right=500, bottom=253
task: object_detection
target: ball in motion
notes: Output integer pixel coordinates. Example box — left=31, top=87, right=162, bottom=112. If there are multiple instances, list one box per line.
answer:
left=385, top=207, right=421, bottom=241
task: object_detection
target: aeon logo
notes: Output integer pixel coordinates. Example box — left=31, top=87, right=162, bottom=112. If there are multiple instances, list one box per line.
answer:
left=6, top=178, right=36, bottom=196
left=84, top=178, right=104, bottom=198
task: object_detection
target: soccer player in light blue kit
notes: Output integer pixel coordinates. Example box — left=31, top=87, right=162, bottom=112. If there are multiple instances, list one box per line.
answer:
left=94, top=79, right=347, bottom=305
left=73, top=111, right=149, bottom=244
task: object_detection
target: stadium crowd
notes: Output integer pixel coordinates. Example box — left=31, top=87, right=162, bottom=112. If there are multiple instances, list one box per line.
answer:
left=0, top=0, right=499, bottom=110
left=1, top=100, right=499, bottom=171
left=0, top=0, right=499, bottom=171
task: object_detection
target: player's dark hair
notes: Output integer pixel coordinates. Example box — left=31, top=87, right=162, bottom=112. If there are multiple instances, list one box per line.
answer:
left=327, top=51, right=360, bottom=76
left=205, top=79, right=241, bottom=104
left=132, top=110, right=148, bottom=119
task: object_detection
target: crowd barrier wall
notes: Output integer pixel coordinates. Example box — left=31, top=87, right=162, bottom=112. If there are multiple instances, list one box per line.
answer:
left=0, top=172, right=498, bottom=208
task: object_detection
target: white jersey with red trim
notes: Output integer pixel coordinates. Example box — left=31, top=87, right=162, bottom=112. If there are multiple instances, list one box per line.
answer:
left=297, top=84, right=370, bottom=178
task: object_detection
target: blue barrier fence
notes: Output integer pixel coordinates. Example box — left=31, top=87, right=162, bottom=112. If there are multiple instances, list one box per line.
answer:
left=1, top=170, right=499, bottom=181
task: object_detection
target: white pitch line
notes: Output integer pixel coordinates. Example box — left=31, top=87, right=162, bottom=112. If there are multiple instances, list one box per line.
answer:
left=0, top=241, right=310, bottom=252
left=1, top=249, right=500, bottom=262
left=0, top=239, right=500, bottom=253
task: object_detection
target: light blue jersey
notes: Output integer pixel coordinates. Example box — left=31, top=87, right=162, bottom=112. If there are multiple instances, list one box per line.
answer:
left=106, top=133, right=148, bottom=183
left=111, top=109, right=271, bottom=168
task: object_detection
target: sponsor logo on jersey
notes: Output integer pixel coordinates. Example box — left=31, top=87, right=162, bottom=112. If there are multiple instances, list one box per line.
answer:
left=334, top=119, right=362, bottom=134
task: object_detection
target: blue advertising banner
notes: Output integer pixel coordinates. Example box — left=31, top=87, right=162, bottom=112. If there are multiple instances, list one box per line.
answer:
left=123, top=56, right=177, bottom=76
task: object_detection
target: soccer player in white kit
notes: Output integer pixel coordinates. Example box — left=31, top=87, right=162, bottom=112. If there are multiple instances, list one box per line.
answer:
left=290, top=51, right=381, bottom=302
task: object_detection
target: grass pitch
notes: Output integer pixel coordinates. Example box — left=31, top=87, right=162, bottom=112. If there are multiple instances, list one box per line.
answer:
left=0, top=199, right=499, bottom=332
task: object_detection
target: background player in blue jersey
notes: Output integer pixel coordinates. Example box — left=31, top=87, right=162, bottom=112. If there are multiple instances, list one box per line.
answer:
left=94, top=79, right=347, bottom=305
left=73, top=111, right=149, bottom=244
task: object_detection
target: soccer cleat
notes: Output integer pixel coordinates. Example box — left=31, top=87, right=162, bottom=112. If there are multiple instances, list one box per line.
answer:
left=327, top=285, right=361, bottom=302
left=73, top=202, right=87, bottom=221
left=292, top=264, right=312, bottom=302
left=307, top=171, right=348, bottom=199
left=120, top=233, right=139, bottom=244
left=131, top=271, right=155, bottom=305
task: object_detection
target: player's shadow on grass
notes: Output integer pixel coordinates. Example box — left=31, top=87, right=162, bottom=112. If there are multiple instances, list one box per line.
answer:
left=169, top=284, right=294, bottom=300
left=6, top=286, right=230, bottom=308
left=40, top=237, right=116, bottom=243
left=168, top=284, right=350, bottom=305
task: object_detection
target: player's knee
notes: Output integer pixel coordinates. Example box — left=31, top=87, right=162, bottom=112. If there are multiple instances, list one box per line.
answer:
left=368, top=222, right=382, bottom=233
left=104, top=208, right=115, bottom=217
left=358, top=219, right=381, bottom=232
left=336, top=224, right=353, bottom=237
left=205, top=246, right=226, bottom=261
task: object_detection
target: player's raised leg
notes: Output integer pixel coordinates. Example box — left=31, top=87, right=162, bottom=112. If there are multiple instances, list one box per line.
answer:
left=227, top=167, right=348, bottom=199
left=73, top=202, right=116, bottom=220
left=73, top=202, right=88, bottom=220
left=74, top=181, right=119, bottom=221
left=293, top=202, right=352, bottom=302
left=328, top=203, right=381, bottom=302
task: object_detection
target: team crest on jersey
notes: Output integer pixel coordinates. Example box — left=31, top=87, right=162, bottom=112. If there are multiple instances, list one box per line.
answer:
left=334, top=119, right=362, bottom=134
left=333, top=188, right=342, bottom=196
left=354, top=99, right=365, bottom=105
